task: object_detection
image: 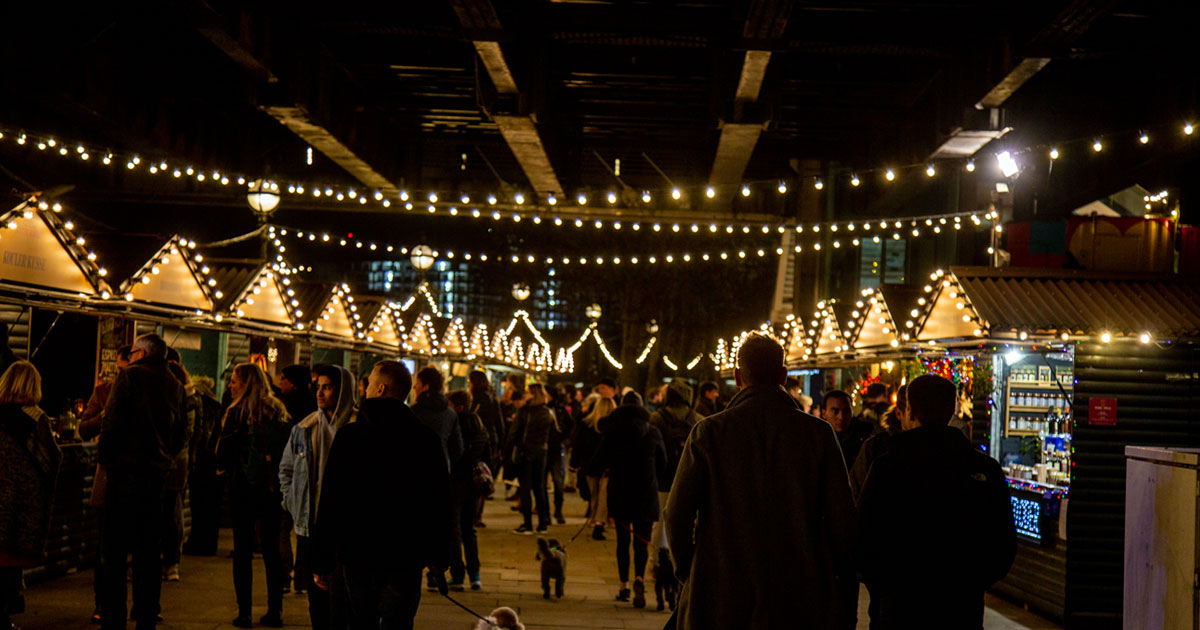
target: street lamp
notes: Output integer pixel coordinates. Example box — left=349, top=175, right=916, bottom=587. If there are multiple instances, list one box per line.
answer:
left=246, top=179, right=281, bottom=218
left=646, top=319, right=659, bottom=334
left=512, top=283, right=531, bottom=301
left=586, top=303, right=602, bottom=320
left=410, top=245, right=435, bottom=271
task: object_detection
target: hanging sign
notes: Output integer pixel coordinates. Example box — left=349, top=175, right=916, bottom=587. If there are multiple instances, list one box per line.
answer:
left=1088, top=397, right=1117, bottom=426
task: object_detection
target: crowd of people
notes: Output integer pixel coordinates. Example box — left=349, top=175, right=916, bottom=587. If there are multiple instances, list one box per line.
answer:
left=0, top=329, right=1017, bottom=630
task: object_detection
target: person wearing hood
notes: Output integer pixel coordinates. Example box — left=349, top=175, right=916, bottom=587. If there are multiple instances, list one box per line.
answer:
left=504, top=383, right=556, bottom=534
left=313, top=360, right=451, bottom=630
left=587, top=391, right=666, bottom=609
left=412, top=366, right=463, bottom=474
left=648, top=379, right=700, bottom=563
left=664, top=334, right=858, bottom=630
left=280, top=363, right=355, bottom=630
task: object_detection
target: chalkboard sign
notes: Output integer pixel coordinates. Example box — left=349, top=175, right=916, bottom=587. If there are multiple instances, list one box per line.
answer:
left=95, top=316, right=133, bottom=384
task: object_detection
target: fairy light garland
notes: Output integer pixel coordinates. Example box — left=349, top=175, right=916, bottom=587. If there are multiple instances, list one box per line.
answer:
left=635, top=337, right=657, bottom=364
left=118, top=235, right=221, bottom=314
left=0, top=198, right=113, bottom=297
left=4, top=120, right=1190, bottom=232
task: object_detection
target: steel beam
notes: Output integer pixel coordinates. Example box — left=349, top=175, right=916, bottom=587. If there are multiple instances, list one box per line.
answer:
left=263, top=105, right=399, bottom=195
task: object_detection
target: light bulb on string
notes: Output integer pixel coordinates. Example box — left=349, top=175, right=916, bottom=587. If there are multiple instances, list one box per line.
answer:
left=487, top=194, right=497, bottom=205
left=1092, top=139, right=1103, bottom=152
left=966, top=160, right=975, bottom=172
left=814, top=179, right=824, bottom=190
left=1186, top=123, right=1195, bottom=136
left=850, top=174, right=861, bottom=187
left=671, top=187, right=681, bottom=200
left=925, top=164, right=936, bottom=177
left=741, top=185, right=751, bottom=197
left=777, top=181, right=788, bottom=194
left=607, top=191, right=617, bottom=204
left=514, top=192, right=525, bottom=204
left=885, top=169, right=895, bottom=181
left=1139, top=132, right=1149, bottom=144
left=642, top=191, right=652, bottom=203
left=705, top=186, right=715, bottom=198
left=547, top=194, right=557, bottom=206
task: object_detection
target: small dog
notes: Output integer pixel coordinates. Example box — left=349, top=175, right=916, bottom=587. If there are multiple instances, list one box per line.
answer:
left=535, top=537, right=567, bottom=599
left=654, top=549, right=679, bottom=611
left=474, top=606, right=524, bottom=630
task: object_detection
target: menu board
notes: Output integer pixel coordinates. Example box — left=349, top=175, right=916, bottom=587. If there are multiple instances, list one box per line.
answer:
left=95, top=316, right=134, bottom=384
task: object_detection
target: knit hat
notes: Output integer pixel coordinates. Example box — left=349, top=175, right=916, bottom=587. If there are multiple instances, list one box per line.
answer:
left=666, top=378, right=693, bottom=407
left=281, top=364, right=311, bottom=389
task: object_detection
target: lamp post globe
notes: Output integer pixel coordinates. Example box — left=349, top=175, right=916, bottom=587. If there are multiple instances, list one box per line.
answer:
left=410, top=245, right=435, bottom=271
left=246, top=179, right=281, bottom=218
left=646, top=319, right=659, bottom=334
left=586, top=303, right=602, bottom=320
left=512, top=282, right=531, bottom=301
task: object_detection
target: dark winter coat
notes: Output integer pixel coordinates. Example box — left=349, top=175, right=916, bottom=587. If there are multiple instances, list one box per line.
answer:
left=858, top=425, right=1016, bottom=629
left=693, top=395, right=721, bottom=418
left=569, top=420, right=602, bottom=470
left=649, top=404, right=699, bottom=491
left=452, top=410, right=490, bottom=482
left=505, top=402, right=556, bottom=459
left=664, top=385, right=858, bottom=630
left=99, top=356, right=187, bottom=475
left=190, top=394, right=222, bottom=475
left=587, top=404, right=666, bottom=524
left=413, top=391, right=463, bottom=473
left=0, top=404, right=61, bottom=567
left=849, top=424, right=901, bottom=504
left=470, top=388, right=504, bottom=456
left=548, top=401, right=575, bottom=454
left=313, top=397, right=451, bottom=573
left=216, top=405, right=290, bottom=492
left=165, top=392, right=199, bottom=492
left=279, top=388, right=316, bottom=428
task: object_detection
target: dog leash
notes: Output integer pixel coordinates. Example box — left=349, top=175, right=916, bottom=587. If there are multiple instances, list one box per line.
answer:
left=618, top=521, right=655, bottom=546
left=439, top=591, right=498, bottom=628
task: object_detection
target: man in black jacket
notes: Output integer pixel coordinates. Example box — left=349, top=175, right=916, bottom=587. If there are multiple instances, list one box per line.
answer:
left=313, top=360, right=451, bottom=630
left=98, top=333, right=187, bottom=630
left=858, top=375, right=1016, bottom=629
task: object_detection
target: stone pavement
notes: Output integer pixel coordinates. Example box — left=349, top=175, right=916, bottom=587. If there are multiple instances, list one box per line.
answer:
left=17, top=490, right=1061, bottom=630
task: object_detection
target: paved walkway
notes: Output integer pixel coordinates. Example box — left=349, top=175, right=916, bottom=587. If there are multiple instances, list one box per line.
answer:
left=17, top=491, right=1061, bottom=630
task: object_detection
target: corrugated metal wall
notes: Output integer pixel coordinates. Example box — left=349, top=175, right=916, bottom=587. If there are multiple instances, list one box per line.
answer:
left=1, top=303, right=30, bottom=358
left=1067, top=340, right=1200, bottom=628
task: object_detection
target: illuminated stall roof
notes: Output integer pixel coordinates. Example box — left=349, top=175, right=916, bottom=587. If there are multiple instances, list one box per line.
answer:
left=912, top=268, right=986, bottom=344
left=119, top=236, right=216, bottom=312
left=311, top=284, right=361, bottom=340
left=408, top=312, right=438, bottom=354
left=364, top=302, right=405, bottom=348
left=439, top=317, right=467, bottom=355
left=810, top=302, right=849, bottom=355
left=228, top=265, right=304, bottom=329
left=847, top=287, right=901, bottom=350
left=924, top=266, right=1200, bottom=342
left=0, top=201, right=109, bottom=296
left=781, top=316, right=809, bottom=363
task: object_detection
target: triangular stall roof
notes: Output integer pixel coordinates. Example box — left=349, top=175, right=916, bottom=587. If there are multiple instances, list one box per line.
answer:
left=120, top=236, right=215, bottom=312
left=408, top=313, right=438, bottom=354
left=228, top=265, right=302, bottom=328
left=929, top=266, right=1200, bottom=342
left=311, top=285, right=361, bottom=340
left=0, top=203, right=108, bottom=296
left=848, top=288, right=901, bottom=350
left=439, top=318, right=467, bottom=355
left=810, top=303, right=849, bottom=355
left=913, top=269, right=985, bottom=343
left=364, top=302, right=405, bottom=348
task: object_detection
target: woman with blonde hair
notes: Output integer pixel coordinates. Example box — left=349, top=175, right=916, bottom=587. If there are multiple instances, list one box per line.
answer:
left=503, top=383, right=556, bottom=534
left=570, top=395, right=616, bottom=540
left=0, top=361, right=61, bottom=630
left=216, top=363, right=290, bottom=628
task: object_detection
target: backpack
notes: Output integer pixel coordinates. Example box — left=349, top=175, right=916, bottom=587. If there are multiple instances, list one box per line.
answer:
left=472, top=461, right=495, bottom=497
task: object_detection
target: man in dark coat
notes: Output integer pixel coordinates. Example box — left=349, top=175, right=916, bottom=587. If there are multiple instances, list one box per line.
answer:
left=665, top=334, right=858, bottom=629
left=692, top=381, right=722, bottom=417
left=98, top=333, right=187, bottom=630
left=313, top=360, right=451, bottom=630
left=821, top=390, right=871, bottom=468
left=858, top=375, right=1016, bottom=629
left=412, top=366, right=463, bottom=474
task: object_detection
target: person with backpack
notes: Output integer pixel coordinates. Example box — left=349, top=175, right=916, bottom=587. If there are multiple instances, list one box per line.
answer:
left=648, top=379, right=700, bottom=563
left=444, top=390, right=491, bottom=591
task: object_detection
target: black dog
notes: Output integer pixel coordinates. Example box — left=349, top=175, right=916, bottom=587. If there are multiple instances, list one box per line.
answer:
left=654, top=549, right=679, bottom=611
left=536, top=538, right=566, bottom=599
